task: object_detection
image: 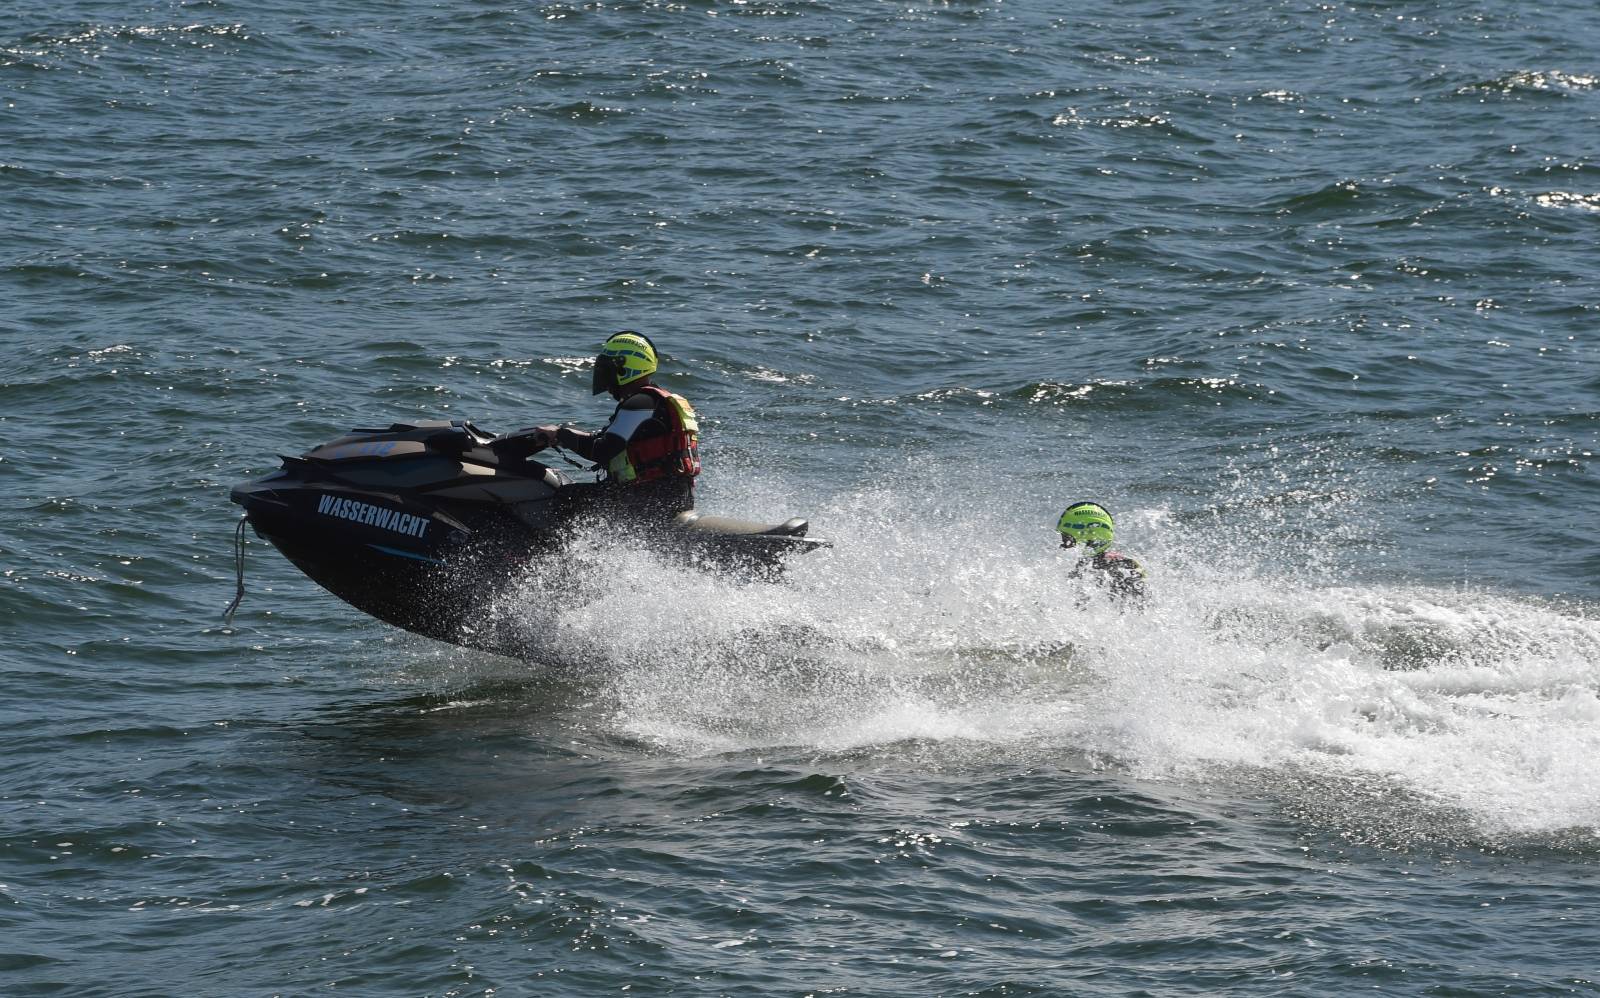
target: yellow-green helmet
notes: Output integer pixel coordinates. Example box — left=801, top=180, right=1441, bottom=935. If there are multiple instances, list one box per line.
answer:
left=1056, top=501, right=1114, bottom=551
left=591, top=331, right=658, bottom=395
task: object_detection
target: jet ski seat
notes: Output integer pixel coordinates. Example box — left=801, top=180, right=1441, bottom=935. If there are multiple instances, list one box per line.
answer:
left=673, top=511, right=810, bottom=537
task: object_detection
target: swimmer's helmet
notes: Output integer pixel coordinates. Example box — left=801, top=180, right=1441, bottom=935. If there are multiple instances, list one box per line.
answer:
left=1056, top=501, right=1114, bottom=552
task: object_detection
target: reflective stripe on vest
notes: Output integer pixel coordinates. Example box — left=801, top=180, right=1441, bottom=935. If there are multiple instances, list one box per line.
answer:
left=605, top=387, right=701, bottom=484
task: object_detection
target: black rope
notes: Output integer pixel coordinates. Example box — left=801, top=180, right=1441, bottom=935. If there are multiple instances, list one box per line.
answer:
left=547, top=445, right=595, bottom=473
left=222, top=516, right=247, bottom=626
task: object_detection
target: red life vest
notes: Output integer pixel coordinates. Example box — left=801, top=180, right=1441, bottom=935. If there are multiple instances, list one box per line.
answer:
left=606, top=385, right=701, bottom=485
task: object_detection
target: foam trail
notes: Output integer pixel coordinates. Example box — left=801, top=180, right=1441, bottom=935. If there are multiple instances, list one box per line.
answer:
left=472, top=462, right=1600, bottom=844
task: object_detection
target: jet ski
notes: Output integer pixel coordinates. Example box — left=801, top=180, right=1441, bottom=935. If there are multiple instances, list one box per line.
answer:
left=228, top=419, right=826, bottom=653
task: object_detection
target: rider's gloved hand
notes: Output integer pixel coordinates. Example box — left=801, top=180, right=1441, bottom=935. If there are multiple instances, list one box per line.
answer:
left=504, top=426, right=558, bottom=448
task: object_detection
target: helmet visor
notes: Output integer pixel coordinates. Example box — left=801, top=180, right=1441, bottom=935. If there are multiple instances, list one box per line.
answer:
left=591, top=355, right=616, bottom=395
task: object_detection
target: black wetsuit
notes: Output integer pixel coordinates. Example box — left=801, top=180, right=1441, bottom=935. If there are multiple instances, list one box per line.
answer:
left=1071, top=550, right=1147, bottom=600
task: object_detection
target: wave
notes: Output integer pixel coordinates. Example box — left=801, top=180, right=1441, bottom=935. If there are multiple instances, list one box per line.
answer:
left=3, top=22, right=259, bottom=71
left=1016, top=376, right=1268, bottom=409
left=1455, top=69, right=1600, bottom=96
left=1257, top=180, right=1443, bottom=221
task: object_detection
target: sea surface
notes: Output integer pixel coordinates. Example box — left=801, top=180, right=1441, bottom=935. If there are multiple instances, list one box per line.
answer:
left=3, top=0, right=1599, bottom=994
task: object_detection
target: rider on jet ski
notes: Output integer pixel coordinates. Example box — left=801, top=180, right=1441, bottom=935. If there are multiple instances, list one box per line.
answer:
left=515, top=331, right=701, bottom=521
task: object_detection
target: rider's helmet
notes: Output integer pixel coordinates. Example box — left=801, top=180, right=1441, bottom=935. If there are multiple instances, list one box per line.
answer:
left=1056, top=501, right=1114, bottom=552
left=591, top=331, right=659, bottom=396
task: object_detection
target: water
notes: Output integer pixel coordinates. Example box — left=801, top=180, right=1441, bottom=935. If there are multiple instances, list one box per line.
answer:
left=4, top=0, right=1599, bottom=993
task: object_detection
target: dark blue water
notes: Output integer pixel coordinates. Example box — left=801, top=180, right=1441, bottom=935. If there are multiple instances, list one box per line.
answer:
left=4, top=1, right=1599, bottom=993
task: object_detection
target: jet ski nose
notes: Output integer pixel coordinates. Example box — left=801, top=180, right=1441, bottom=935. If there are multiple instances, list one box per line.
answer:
left=230, top=473, right=292, bottom=511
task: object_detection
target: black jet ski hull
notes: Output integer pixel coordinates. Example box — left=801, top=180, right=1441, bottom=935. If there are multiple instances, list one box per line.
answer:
left=229, top=420, right=826, bottom=655
left=232, top=476, right=506, bottom=645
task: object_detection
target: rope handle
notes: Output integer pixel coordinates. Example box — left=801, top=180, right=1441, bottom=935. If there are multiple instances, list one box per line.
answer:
left=222, top=516, right=246, bottom=626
